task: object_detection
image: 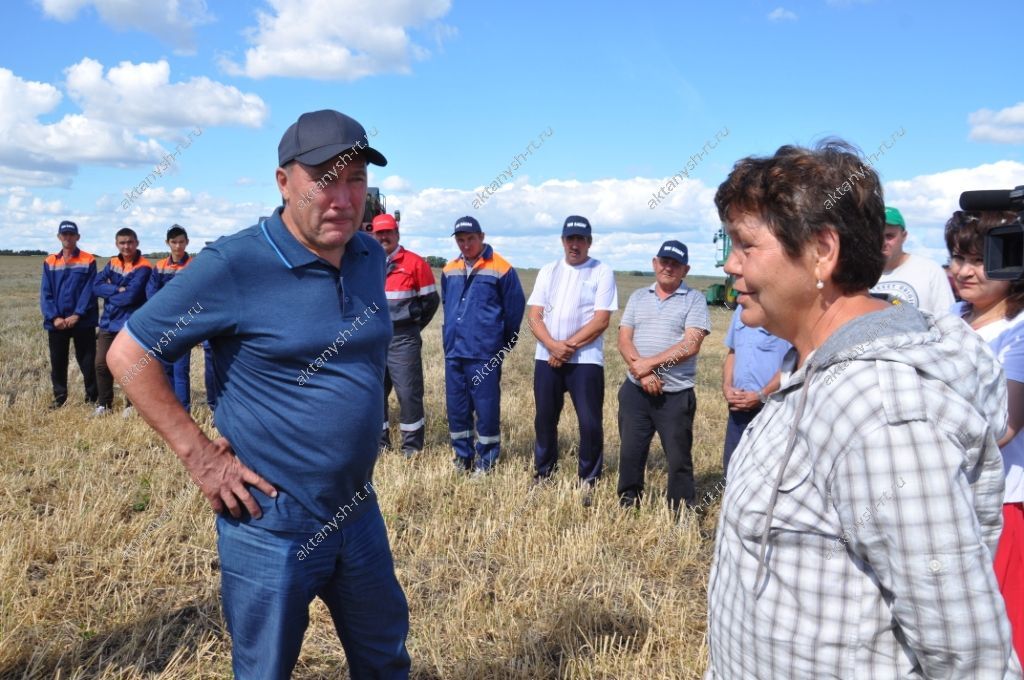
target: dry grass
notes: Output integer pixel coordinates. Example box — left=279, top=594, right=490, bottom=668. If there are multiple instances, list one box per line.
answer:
left=0, top=255, right=733, bottom=679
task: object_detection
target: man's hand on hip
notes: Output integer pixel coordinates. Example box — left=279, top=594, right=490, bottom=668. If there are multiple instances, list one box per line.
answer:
left=191, top=436, right=278, bottom=519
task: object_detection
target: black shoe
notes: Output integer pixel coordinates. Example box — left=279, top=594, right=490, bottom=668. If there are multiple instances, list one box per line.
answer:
left=619, top=493, right=641, bottom=509
left=49, top=398, right=67, bottom=410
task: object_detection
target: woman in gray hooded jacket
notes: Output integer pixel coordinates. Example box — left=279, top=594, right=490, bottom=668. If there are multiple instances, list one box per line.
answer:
left=704, top=140, right=1020, bottom=679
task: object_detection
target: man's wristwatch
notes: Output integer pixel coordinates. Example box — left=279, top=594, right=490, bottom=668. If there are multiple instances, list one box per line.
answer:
left=757, top=389, right=769, bottom=404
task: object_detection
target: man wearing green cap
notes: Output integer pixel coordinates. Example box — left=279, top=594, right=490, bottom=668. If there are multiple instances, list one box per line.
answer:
left=870, top=206, right=954, bottom=316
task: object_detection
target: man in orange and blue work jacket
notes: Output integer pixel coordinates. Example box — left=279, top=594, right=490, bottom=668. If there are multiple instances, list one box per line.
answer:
left=441, top=216, right=525, bottom=473
left=93, top=227, right=152, bottom=417
left=40, top=219, right=99, bottom=409
left=147, top=224, right=193, bottom=412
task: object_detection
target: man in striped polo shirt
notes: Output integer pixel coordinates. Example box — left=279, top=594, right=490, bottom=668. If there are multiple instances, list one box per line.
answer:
left=370, top=213, right=440, bottom=456
left=617, top=240, right=710, bottom=512
left=528, top=216, right=617, bottom=499
left=147, top=224, right=194, bottom=411
left=40, top=219, right=99, bottom=409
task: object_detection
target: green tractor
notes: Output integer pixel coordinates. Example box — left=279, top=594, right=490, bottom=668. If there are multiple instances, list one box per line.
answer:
left=704, top=227, right=738, bottom=309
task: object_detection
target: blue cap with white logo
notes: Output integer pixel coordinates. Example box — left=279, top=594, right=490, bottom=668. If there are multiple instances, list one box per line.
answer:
left=452, top=216, right=482, bottom=235
left=657, top=240, right=688, bottom=264
left=562, top=215, right=592, bottom=237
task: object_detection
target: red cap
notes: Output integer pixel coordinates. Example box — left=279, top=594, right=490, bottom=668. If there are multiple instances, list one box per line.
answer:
left=371, top=214, right=398, bottom=232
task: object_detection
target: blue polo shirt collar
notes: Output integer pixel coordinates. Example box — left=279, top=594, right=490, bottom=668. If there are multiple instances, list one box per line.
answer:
left=260, top=207, right=370, bottom=270
left=58, top=247, right=81, bottom=261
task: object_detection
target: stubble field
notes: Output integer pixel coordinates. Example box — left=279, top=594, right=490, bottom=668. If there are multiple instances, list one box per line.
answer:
left=0, top=254, right=733, bottom=679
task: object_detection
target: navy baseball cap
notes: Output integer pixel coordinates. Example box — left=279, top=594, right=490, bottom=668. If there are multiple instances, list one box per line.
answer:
left=657, top=240, right=688, bottom=264
left=452, top=216, right=482, bottom=235
left=562, top=215, right=592, bottom=237
left=58, top=220, right=79, bottom=235
left=278, top=110, right=387, bottom=167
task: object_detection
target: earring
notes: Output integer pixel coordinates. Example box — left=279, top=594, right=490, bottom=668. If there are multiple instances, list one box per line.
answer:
left=816, top=280, right=824, bottom=290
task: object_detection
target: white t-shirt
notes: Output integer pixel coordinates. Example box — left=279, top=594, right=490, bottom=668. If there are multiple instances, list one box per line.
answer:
left=528, top=257, right=617, bottom=365
left=871, top=253, right=954, bottom=317
left=953, top=302, right=1024, bottom=503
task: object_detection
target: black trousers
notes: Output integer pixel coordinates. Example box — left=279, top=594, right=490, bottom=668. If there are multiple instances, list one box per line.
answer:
left=616, top=380, right=696, bottom=510
left=533, top=360, right=604, bottom=482
left=96, top=329, right=130, bottom=409
left=382, top=327, right=426, bottom=453
left=47, top=325, right=98, bottom=404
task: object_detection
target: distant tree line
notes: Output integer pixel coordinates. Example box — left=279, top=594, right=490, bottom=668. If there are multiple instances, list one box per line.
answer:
left=0, top=249, right=47, bottom=256
left=425, top=255, right=447, bottom=268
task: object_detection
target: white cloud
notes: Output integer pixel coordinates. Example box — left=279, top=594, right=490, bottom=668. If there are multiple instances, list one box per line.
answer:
left=386, top=162, right=1024, bottom=274
left=0, top=184, right=278, bottom=254
left=768, top=7, right=798, bottom=21
left=0, top=66, right=166, bottom=174
left=65, top=58, right=268, bottom=136
left=884, top=160, right=1024, bottom=263
left=9, top=162, right=1021, bottom=275
left=37, top=0, right=211, bottom=52
left=222, top=0, right=454, bottom=80
left=380, top=175, right=412, bottom=192
left=968, top=102, right=1024, bottom=144
left=382, top=176, right=723, bottom=272
left=0, top=60, right=267, bottom=189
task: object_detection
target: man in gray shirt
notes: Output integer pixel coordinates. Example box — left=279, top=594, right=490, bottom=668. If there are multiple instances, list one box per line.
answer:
left=617, top=240, right=710, bottom=511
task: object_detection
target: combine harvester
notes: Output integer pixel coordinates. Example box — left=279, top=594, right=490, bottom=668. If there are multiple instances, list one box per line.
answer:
left=704, top=226, right=738, bottom=309
left=362, top=187, right=399, bottom=230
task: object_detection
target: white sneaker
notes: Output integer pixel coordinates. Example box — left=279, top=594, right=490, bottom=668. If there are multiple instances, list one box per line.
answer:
left=121, top=406, right=134, bottom=419
left=90, top=405, right=109, bottom=418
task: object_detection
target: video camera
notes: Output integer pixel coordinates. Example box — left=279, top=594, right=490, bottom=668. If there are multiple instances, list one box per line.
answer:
left=959, top=185, right=1024, bottom=280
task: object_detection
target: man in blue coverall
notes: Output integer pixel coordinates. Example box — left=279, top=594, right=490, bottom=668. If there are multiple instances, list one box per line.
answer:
left=93, top=227, right=152, bottom=417
left=40, top=219, right=99, bottom=409
left=146, top=224, right=194, bottom=411
left=441, top=216, right=526, bottom=473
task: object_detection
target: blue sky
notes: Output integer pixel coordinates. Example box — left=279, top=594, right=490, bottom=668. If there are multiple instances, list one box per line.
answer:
left=1, top=0, right=1022, bottom=274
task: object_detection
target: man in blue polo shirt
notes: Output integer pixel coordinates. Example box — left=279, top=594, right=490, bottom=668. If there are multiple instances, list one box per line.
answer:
left=617, top=240, right=710, bottom=512
left=721, top=305, right=790, bottom=474
left=108, top=110, right=410, bottom=678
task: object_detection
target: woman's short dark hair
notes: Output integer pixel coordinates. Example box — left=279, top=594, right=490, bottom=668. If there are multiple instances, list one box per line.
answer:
left=714, top=139, right=885, bottom=294
left=944, top=210, right=1024, bottom=319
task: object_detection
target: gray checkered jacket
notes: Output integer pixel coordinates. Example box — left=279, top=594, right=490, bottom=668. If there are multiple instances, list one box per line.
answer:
left=706, top=304, right=1021, bottom=679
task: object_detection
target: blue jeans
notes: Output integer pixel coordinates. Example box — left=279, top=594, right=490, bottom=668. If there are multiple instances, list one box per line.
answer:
left=160, top=352, right=191, bottom=412
left=723, top=408, right=760, bottom=475
left=203, top=341, right=218, bottom=410
left=216, top=504, right=410, bottom=679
